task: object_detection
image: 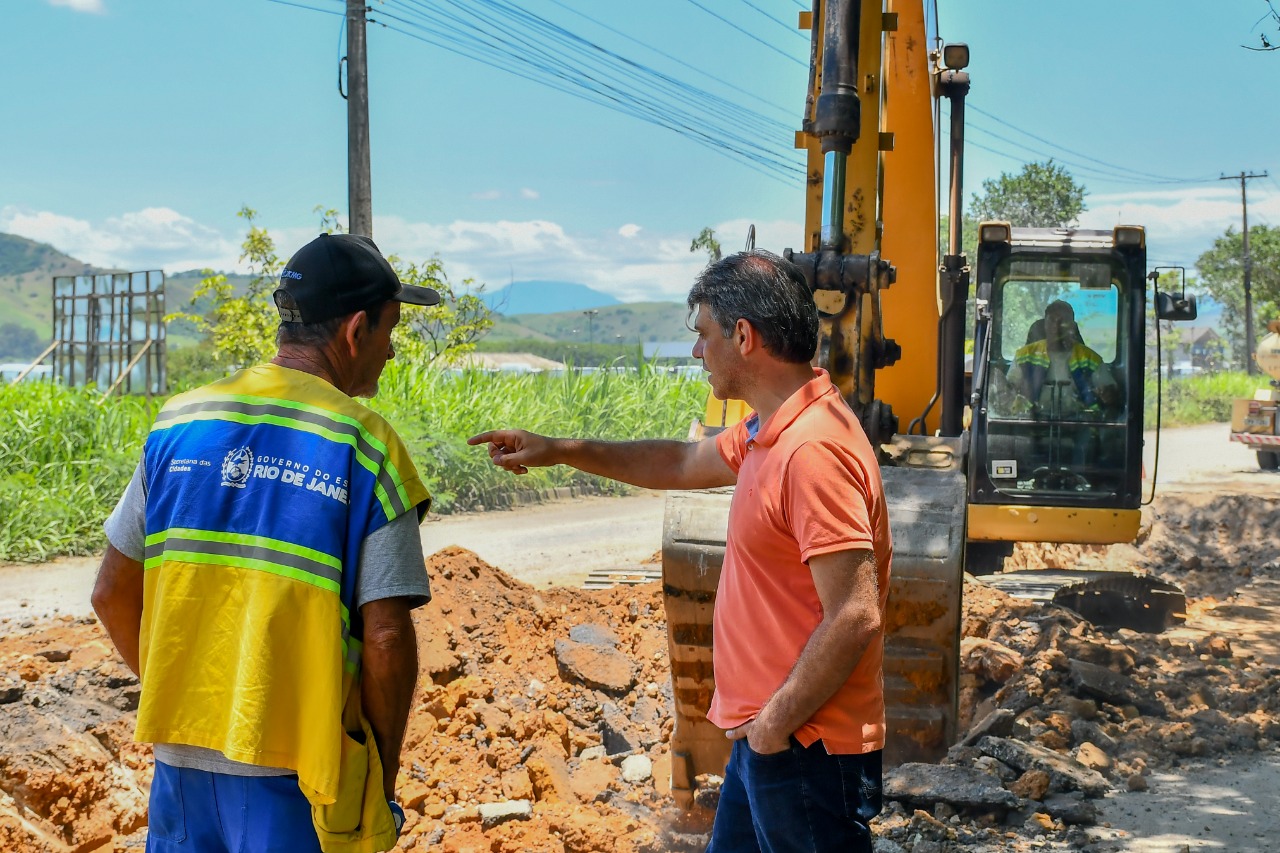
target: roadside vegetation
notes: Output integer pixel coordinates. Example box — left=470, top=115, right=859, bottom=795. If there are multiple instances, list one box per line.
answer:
left=1145, top=370, right=1260, bottom=427
left=0, top=364, right=706, bottom=563
left=0, top=209, right=706, bottom=564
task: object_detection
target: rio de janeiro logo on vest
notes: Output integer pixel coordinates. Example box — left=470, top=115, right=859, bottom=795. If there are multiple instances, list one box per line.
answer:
left=221, top=447, right=254, bottom=489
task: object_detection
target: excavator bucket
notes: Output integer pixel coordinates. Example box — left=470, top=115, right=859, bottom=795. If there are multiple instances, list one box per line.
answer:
left=660, top=464, right=966, bottom=807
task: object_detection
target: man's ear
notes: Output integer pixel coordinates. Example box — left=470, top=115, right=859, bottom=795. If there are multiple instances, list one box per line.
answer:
left=341, top=310, right=370, bottom=357
left=734, top=318, right=758, bottom=355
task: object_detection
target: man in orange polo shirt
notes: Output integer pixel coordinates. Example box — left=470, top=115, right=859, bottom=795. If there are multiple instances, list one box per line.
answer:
left=470, top=250, right=891, bottom=852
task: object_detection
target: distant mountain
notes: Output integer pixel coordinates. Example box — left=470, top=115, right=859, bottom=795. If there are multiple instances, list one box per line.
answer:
left=0, top=233, right=114, bottom=336
left=485, top=280, right=621, bottom=316
left=495, top=301, right=695, bottom=345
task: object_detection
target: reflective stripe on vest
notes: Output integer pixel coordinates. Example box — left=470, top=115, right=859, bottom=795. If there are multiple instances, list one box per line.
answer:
left=144, top=527, right=364, bottom=674
left=152, top=394, right=412, bottom=520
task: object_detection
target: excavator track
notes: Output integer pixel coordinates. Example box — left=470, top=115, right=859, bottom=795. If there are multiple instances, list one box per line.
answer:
left=661, top=462, right=966, bottom=807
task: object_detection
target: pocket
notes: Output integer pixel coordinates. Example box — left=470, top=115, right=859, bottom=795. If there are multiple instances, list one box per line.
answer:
left=148, top=762, right=188, bottom=843
left=311, top=729, right=370, bottom=835
left=744, top=739, right=795, bottom=763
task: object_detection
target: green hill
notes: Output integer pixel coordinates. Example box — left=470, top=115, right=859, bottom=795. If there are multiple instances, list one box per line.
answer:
left=493, top=301, right=693, bottom=344
left=0, top=230, right=258, bottom=358
left=0, top=233, right=112, bottom=339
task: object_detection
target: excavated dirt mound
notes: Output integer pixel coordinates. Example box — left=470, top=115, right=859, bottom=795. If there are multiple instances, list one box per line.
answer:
left=0, top=547, right=693, bottom=853
left=1, top=491, right=1278, bottom=852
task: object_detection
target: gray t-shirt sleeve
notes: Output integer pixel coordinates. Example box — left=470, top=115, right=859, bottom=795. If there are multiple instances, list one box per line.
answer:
left=104, top=460, right=147, bottom=561
left=356, top=510, right=431, bottom=610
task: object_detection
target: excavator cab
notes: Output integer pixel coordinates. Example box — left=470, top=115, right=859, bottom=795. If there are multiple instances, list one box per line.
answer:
left=968, top=224, right=1149, bottom=554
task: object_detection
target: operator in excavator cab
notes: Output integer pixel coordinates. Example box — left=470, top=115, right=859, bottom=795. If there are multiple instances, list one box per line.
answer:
left=1006, top=300, right=1118, bottom=418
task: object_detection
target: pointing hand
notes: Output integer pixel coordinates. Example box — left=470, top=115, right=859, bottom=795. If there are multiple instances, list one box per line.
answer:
left=467, top=429, right=554, bottom=475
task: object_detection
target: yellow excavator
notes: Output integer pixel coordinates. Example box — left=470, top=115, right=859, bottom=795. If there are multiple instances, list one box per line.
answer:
left=660, top=0, right=1195, bottom=807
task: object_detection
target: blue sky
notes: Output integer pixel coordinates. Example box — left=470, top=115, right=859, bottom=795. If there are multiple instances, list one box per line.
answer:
left=4, top=0, right=1278, bottom=301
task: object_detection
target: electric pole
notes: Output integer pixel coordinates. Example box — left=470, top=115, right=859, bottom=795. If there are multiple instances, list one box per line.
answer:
left=346, top=0, right=373, bottom=238
left=583, top=309, right=599, bottom=344
left=1220, top=170, right=1268, bottom=374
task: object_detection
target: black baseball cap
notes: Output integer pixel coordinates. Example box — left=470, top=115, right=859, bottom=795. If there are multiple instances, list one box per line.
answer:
left=275, top=233, right=440, bottom=324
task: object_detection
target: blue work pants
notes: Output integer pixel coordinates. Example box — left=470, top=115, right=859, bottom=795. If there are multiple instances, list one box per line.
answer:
left=145, top=761, right=322, bottom=853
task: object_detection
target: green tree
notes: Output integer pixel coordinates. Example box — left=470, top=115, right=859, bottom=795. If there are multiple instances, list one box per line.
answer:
left=0, top=323, right=45, bottom=361
left=969, top=160, right=1087, bottom=228
left=1195, top=224, right=1280, bottom=367
left=690, top=227, right=722, bottom=263
left=169, top=206, right=282, bottom=369
left=172, top=207, right=494, bottom=370
left=393, top=258, right=494, bottom=366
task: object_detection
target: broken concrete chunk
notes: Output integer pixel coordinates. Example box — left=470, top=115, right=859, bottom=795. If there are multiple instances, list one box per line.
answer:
left=883, top=763, right=1019, bottom=811
left=1069, top=719, right=1117, bottom=755
left=554, top=638, right=636, bottom=695
left=1068, top=659, right=1164, bottom=716
left=600, top=702, right=643, bottom=755
left=1041, top=792, right=1098, bottom=825
left=961, top=637, right=1024, bottom=683
left=477, top=800, right=532, bottom=830
left=569, top=623, right=620, bottom=647
left=972, top=755, right=1018, bottom=782
left=976, top=736, right=1109, bottom=797
left=960, top=708, right=1016, bottom=747
left=621, top=754, right=653, bottom=784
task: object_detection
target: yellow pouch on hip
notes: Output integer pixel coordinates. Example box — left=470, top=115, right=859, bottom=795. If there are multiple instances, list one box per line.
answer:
left=300, top=715, right=398, bottom=853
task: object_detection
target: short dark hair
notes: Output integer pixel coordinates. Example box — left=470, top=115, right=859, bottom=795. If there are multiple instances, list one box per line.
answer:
left=686, top=250, right=818, bottom=364
left=275, top=291, right=389, bottom=348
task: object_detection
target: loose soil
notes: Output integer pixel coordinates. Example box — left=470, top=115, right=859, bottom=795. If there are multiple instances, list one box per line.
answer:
left=1, top=426, right=1277, bottom=852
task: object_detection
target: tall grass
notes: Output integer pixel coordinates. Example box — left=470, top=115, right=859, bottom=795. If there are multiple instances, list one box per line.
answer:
left=0, top=382, right=156, bottom=562
left=0, top=365, right=708, bottom=562
left=1144, top=371, right=1263, bottom=427
left=368, top=362, right=707, bottom=513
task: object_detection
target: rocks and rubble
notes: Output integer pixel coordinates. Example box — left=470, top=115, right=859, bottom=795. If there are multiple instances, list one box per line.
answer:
left=0, top=491, right=1277, bottom=852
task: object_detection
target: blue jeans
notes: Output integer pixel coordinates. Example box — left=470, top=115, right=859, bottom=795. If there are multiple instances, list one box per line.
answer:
left=146, top=761, right=322, bottom=853
left=707, top=738, right=882, bottom=853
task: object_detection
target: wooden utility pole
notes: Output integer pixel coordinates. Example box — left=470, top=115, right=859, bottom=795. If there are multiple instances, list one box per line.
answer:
left=346, top=0, right=373, bottom=238
left=1220, top=170, right=1268, bottom=374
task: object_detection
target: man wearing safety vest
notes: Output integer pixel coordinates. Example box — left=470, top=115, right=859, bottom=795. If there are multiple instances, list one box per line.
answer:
left=92, top=233, right=437, bottom=852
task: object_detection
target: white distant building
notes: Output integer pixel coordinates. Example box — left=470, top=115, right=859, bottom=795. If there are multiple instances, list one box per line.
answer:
left=643, top=341, right=696, bottom=359
left=0, top=363, right=53, bottom=383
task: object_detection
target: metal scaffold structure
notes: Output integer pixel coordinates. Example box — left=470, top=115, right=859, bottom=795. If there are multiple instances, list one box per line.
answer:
left=49, top=270, right=167, bottom=396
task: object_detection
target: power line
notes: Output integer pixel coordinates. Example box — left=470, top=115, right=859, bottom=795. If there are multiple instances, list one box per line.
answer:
left=266, top=0, right=343, bottom=16
left=941, top=103, right=1219, bottom=187
left=539, top=0, right=795, bottom=118
left=732, top=0, right=808, bottom=40
left=966, top=103, right=1215, bottom=184
left=679, top=0, right=807, bottom=67
left=960, top=121, right=1203, bottom=187
left=373, top=0, right=805, bottom=182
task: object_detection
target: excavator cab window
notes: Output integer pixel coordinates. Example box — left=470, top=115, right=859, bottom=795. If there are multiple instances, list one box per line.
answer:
left=972, top=250, right=1143, bottom=508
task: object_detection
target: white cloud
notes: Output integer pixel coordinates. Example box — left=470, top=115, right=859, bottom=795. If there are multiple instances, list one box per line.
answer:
left=470, top=190, right=502, bottom=201
left=47, top=0, right=105, bottom=12
left=0, top=206, right=240, bottom=272
left=520, top=188, right=540, bottom=200
left=0, top=206, right=810, bottom=304
left=1079, top=185, right=1280, bottom=267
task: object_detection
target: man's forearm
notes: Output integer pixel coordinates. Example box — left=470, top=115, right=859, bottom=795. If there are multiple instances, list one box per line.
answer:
left=550, top=438, right=700, bottom=490
left=360, top=621, right=419, bottom=799
left=91, top=546, right=145, bottom=677
left=755, top=611, right=880, bottom=740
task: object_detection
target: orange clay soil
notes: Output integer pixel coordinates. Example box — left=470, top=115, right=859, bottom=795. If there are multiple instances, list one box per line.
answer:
left=2, top=490, right=1279, bottom=853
